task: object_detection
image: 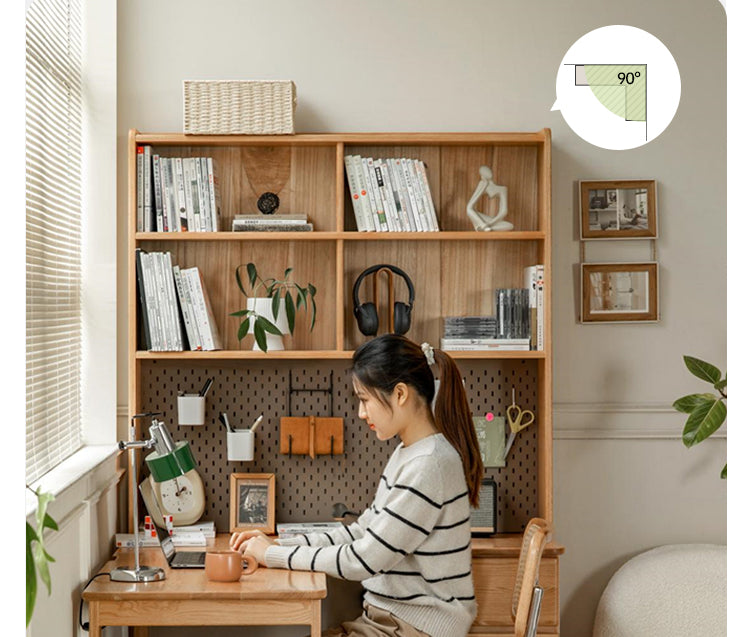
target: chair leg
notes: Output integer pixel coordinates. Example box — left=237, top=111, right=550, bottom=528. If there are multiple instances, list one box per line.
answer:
left=524, top=586, right=544, bottom=637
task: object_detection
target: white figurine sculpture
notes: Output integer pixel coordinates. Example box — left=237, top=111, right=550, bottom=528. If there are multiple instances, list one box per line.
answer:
left=466, top=165, right=513, bottom=231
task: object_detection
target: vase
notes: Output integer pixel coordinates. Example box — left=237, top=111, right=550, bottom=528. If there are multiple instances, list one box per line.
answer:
left=247, top=297, right=290, bottom=351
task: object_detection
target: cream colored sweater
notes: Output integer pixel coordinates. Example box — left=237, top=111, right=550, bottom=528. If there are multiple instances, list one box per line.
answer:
left=264, top=434, right=477, bottom=637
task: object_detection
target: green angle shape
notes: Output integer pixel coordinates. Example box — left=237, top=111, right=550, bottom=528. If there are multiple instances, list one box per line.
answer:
left=585, top=65, right=646, bottom=122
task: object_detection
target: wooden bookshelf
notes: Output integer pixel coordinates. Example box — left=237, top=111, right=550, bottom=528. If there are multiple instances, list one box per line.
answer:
left=127, top=129, right=559, bottom=635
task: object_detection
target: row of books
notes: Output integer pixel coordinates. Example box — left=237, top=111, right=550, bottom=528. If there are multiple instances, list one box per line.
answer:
left=231, top=213, right=314, bottom=232
left=345, top=155, right=439, bottom=232
left=135, top=249, right=223, bottom=352
left=136, top=145, right=222, bottom=233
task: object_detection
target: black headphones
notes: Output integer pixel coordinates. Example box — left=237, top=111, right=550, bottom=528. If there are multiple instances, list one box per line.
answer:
left=352, top=264, right=415, bottom=336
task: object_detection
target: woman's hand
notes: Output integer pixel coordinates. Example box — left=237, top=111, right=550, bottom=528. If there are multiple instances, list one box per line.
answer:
left=229, top=530, right=276, bottom=567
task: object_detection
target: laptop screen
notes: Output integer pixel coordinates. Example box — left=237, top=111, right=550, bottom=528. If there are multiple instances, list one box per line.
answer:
left=154, top=520, right=176, bottom=562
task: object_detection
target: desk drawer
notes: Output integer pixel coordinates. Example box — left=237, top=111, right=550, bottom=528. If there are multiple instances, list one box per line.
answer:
left=472, top=556, right=559, bottom=628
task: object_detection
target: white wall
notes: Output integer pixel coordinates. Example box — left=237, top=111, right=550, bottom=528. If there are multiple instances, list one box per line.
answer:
left=117, top=2, right=727, bottom=635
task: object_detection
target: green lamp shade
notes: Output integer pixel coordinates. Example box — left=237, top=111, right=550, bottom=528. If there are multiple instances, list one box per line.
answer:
left=145, top=440, right=197, bottom=482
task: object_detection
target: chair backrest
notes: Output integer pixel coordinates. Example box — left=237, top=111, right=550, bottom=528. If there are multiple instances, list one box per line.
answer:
left=511, top=517, right=551, bottom=637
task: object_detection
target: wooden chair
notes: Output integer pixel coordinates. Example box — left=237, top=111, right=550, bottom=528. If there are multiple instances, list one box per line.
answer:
left=511, top=517, right=552, bottom=637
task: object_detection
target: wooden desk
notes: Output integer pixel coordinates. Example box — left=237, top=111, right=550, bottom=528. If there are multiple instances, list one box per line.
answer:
left=82, top=535, right=326, bottom=636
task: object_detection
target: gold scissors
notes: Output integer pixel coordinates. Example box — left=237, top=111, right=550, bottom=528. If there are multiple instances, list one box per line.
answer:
left=504, top=388, right=535, bottom=461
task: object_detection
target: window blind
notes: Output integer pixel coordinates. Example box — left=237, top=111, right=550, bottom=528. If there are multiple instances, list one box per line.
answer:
left=26, top=0, right=84, bottom=483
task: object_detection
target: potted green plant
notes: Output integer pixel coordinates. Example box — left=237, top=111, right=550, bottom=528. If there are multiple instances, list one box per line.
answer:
left=672, top=355, right=727, bottom=478
left=26, top=486, right=58, bottom=626
left=231, top=263, right=317, bottom=352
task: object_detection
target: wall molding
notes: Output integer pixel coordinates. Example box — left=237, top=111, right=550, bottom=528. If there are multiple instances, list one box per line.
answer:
left=553, top=401, right=727, bottom=439
left=120, top=402, right=728, bottom=441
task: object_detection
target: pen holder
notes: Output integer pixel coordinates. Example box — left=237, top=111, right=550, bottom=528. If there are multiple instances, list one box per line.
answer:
left=177, top=395, right=206, bottom=426
left=227, top=430, right=254, bottom=462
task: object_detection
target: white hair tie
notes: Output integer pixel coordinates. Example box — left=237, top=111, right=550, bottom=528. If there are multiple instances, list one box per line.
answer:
left=421, top=342, right=435, bottom=366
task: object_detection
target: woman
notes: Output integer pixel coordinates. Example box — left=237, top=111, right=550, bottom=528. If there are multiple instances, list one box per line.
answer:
left=231, top=334, right=483, bottom=637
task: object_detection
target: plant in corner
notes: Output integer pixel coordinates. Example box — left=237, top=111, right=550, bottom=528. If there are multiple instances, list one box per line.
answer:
left=26, top=485, right=58, bottom=626
left=672, top=356, right=727, bottom=478
left=231, top=263, right=317, bottom=352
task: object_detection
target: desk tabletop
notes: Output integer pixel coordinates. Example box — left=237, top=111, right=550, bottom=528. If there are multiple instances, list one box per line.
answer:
left=82, top=535, right=326, bottom=601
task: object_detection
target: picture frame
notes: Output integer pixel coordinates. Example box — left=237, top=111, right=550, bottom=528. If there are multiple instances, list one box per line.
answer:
left=579, top=179, right=657, bottom=239
left=229, top=473, right=275, bottom=534
left=581, top=262, right=659, bottom=323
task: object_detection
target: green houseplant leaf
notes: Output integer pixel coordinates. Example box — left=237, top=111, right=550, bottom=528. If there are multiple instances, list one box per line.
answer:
left=26, top=523, right=37, bottom=626
left=682, top=396, right=726, bottom=448
left=285, top=292, right=295, bottom=334
left=673, top=393, right=716, bottom=414
left=26, top=487, right=58, bottom=626
left=683, top=356, right=721, bottom=384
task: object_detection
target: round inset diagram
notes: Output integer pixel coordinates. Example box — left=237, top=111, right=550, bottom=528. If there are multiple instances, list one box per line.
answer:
left=552, top=25, right=681, bottom=149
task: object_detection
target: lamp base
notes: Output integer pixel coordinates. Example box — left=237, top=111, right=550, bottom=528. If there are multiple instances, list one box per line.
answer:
left=109, top=566, right=166, bottom=582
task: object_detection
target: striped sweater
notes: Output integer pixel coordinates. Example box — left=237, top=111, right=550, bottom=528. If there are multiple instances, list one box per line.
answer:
left=264, top=433, right=477, bottom=637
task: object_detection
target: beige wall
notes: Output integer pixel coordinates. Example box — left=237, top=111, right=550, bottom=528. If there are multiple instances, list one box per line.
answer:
left=117, top=1, right=727, bottom=635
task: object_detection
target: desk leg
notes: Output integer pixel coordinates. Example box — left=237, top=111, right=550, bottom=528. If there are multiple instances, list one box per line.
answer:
left=88, top=603, right=101, bottom=637
left=311, top=600, right=322, bottom=637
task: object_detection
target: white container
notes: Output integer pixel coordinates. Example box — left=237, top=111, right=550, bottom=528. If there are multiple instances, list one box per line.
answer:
left=183, top=80, right=296, bottom=135
left=227, top=430, right=255, bottom=462
left=177, top=395, right=206, bottom=426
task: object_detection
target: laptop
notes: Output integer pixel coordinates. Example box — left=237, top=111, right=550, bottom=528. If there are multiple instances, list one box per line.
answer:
left=154, top=522, right=206, bottom=568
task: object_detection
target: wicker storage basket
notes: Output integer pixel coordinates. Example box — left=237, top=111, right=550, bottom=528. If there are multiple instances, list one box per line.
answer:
left=183, top=80, right=296, bottom=135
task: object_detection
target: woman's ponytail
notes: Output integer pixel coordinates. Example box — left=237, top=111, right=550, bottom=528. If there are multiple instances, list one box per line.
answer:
left=432, top=349, right=484, bottom=507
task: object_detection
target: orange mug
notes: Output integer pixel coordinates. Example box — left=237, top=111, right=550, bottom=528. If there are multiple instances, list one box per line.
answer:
left=205, top=550, right=258, bottom=582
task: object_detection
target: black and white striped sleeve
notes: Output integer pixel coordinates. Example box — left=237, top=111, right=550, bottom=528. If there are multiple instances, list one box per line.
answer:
left=265, top=457, right=444, bottom=580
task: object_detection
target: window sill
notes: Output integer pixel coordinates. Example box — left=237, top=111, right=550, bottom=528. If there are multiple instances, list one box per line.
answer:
left=26, top=444, right=120, bottom=516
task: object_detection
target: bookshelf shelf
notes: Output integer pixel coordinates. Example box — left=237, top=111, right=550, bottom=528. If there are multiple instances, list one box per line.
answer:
left=128, top=129, right=558, bottom=634
left=135, top=231, right=547, bottom=242
left=135, top=349, right=547, bottom=361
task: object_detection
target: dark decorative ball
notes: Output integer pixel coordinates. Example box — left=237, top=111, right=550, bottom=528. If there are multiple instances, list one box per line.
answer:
left=257, top=192, right=280, bottom=215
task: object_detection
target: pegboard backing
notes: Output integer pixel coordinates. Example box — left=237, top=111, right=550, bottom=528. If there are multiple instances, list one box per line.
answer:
left=140, top=359, right=538, bottom=533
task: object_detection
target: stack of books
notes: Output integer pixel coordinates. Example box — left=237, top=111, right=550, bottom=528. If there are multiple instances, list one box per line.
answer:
left=441, top=315, right=530, bottom=351
left=275, top=521, right=345, bottom=539
left=494, top=289, right=531, bottom=341
left=116, top=520, right=216, bottom=548
left=523, top=265, right=545, bottom=350
left=231, top=213, right=313, bottom=232
left=345, top=154, right=439, bottom=232
left=135, top=249, right=223, bottom=351
left=136, top=145, right=222, bottom=232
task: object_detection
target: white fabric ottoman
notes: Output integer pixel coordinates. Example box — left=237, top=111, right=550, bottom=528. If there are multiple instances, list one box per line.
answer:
left=593, top=544, right=726, bottom=637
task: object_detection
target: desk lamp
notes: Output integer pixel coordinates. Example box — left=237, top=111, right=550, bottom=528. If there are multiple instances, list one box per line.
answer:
left=110, top=412, right=166, bottom=583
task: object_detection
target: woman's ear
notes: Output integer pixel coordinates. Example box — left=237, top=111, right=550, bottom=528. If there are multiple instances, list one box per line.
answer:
left=393, top=382, right=410, bottom=406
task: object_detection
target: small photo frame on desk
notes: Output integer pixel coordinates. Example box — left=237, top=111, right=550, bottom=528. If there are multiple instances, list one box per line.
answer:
left=579, top=179, right=657, bottom=239
left=230, top=473, right=275, bottom=534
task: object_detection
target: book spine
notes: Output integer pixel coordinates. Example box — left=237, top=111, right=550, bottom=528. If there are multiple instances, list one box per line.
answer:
left=401, top=158, right=423, bottom=232
left=384, top=159, right=406, bottom=231
left=135, top=249, right=152, bottom=350
left=136, top=146, right=144, bottom=232
left=366, top=157, right=387, bottom=231
left=183, top=158, right=195, bottom=232
left=536, top=266, right=544, bottom=351
left=194, top=159, right=207, bottom=232
left=406, top=159, right=430, bottom=232
left=162, top=159, right=175, bottom=232
left=174, top=158, right=188, bottom=232
left=417, top=160, right=439, bottom=230
left=232, top=222, right=314, bottom=232
left=373, top=160, right=393, bottom=231
left=181, top=269, right=203, bottom=350
left=173, top=264, right=198, bottom=350
left=188, top=159, right=202, bottom=232
left=152, top=155, right=164, bottom=233
left=394, top=158, right=419, bottom=231
left=143, top=145, right=153, bottom=232
left=200, top=158, right=211, bottom=231
left=143, top=252, right=165, bottom=350
left=198, top=268, right=222, bottom=350
left=231, top=217, right=309, bottom=225
left=358, top=156, right=377, bottom=231
left=344, top=155, right=364, bottom=231
left=159, top=252, right=181, bottom=350
left=183, top=268, right=207, bottom=349
left=207, top=157, right=220, bottom=232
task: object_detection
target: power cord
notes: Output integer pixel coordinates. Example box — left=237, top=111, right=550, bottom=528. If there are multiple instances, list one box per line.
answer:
left=78, top=572, right=110, bottom=631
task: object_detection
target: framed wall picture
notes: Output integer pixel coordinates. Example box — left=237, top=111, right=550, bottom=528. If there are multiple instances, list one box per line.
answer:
left=581, top=262, right=659, bottom=323
left=229, top=473, right=275, bottom=534
left=580, top=179, right=657, bottom=239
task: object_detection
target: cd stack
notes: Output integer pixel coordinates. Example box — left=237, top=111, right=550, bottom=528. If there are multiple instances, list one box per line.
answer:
left=441, top=313, right=530, bottom=351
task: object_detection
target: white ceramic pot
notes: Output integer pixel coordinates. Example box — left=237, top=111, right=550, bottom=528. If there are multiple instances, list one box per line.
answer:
left=247, top=297, right=290, bottom=350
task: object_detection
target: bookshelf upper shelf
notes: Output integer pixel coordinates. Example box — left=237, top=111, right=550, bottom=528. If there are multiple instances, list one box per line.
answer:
left=135, top=231, right=547, bottom=242
left=134, top=131, right=550, bottom=147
